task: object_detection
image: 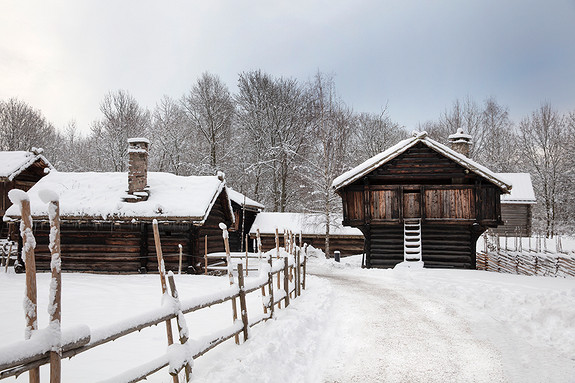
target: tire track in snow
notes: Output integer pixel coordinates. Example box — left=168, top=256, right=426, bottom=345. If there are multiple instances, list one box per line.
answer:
left=312, top=272, right=507, bottom=383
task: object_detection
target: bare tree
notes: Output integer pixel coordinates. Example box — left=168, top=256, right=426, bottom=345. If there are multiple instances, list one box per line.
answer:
left=0, top=98, right=57, bottom=151
left=300, top=72, right=354, bottom=257
left=91, top=90, right=150, bottom=171
left=478, top=97, right=519, bottom=171
left=352, top=109, right=406, bottom=162
left=236, top=70, right=311, bottom=211
left=149, top=96, right=195, bottom=175
left=181, top=72, right=235, bottom=173
left=518, top=104, right=569, bottom=237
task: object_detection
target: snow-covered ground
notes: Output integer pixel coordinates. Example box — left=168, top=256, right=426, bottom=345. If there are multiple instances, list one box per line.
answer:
left=1, top=256, right=574, bottom=382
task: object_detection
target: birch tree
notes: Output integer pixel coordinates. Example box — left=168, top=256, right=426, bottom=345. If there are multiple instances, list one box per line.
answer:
left=236, top=70, right=310, bottom=211
left=518, top=104, right=569, bottom=237
left=300, top=72, right=354, bottom=257
left=181, top=72, right=235, bottom=173
left=0, top=98, right=57, bottom=151
left=91, top=90, right=150, bottom=171
left=149, top=96, right=194, bottom=175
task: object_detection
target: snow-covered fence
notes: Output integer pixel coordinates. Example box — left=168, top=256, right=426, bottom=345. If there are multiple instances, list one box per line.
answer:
left=477, top=233, right=575, bottom=278
left=0, top=216, right=307, bottom=382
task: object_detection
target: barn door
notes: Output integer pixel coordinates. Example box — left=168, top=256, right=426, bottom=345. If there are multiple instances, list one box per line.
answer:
left=403, top=190, right=421, bottom=219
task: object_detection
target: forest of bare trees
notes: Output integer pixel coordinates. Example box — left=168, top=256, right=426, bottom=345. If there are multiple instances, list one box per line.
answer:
left=1, top=71, right=574, bottom=236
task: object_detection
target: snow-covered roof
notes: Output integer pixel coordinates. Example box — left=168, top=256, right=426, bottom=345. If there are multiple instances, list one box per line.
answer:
left=332, top=131, right=512, bottom=193
left=0, top=150, right=53, bottom=181
left=4, top=171, right=232, bottom=224
left=497, top=173, right=536, bottom=204
left=227, top=188, right=265, bottom=211
left=249, top=212, right=364, bottom=237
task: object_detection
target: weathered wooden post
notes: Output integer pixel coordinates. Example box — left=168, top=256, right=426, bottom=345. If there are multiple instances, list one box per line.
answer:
left=302, top=244, right=308, bottom=290
left=178, top=244, right=183, bottom=275
left=167, top=273, right=192, bottom=381
left=253, top=230, right=267, bottom=314
left=204, top=235, right=208, bottom=275
left=295, top=246, right=301, bottom=297
left=275, top=228, right=281, bottom=309
left=9, top=190, right=39, bottom=383
left=283, top=257, right=290, bottom=307
left=245, top=234, right=249, bottom=277
left=236, top=263, right=249, bottom=342
left=40, top=191, right=62, bottom=383
left=220, top=223, right=239, bottom=345
left=152, top=219, right=178, bottom=383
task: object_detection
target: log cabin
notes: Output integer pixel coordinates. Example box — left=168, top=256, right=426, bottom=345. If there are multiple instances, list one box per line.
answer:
left=0, top=149, right=53, bottom=237
left=248, top=212, right=365, bottom=256
left=4, top=139, right=234, bottom=273
left=226, top=188, right=264, bottom=252
left=492, top=173, right=536, bottom=237
left=332, top=130, right=512, bottom=269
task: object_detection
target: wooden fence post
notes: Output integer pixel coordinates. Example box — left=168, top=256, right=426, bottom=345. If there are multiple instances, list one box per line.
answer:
left=178, top=244, right=183, bottom=275
left=236, top=264, right=249, bottom=342
left=167, top=273, right=192, bottom=381
left=275, top=228, right=281, bottom=309
left=267, top=252, right=275, bottom=318
left=245, top=234, right=249, bottom=277
left=9, top=190, right=40, bottom=383
left=219, top=223, right=239, bottom=345
left=46, top=196, right=62, bottom=383
left=204, top=235, right=208, bottom=275
left=152, top=220, right=179, bottom=383
left=296, top=247, right=301, bottom=297
left=283, top=257, right=290, bottom=307
left=256, top=229, right=267, bottom=314
left=302, top=245, right=308, bottom=290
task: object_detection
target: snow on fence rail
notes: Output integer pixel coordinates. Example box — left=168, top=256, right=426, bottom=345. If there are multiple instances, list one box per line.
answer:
left=0, top=190, right=308, bottom=383
left=476, top=232, right=575, bottom=278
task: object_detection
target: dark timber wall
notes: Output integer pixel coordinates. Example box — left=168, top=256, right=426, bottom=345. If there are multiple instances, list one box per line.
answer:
left=1, top=160, right=50, bottom=237
left=337, top=142, right=504, bottom=269
left=492, top=204, right=533, bottom=237
left=24, top=192, right=233, bottom=274
left=255, top=234, right=365, bottom=257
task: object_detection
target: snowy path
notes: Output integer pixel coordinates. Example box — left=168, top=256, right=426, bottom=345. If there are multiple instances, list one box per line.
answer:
left=313, top=271, right=506, bottom=383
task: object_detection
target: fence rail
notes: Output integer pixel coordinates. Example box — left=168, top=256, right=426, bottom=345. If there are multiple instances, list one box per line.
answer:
left=1, top=190, right=308, bottom=383
left=477, top=232, right=575, bottom=278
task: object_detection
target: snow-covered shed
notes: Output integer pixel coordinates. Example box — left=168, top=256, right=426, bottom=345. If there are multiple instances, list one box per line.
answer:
left=0, top=149, right=53, bottom=236
left=332, top=131, right=511, bottom=269
left=492, top=173, right=536, bottom=236
left=4, top=139, right=234, bottom=273
left=226, top=188, right=264, bottom=252
left=249, top=212, right=365, bottom=256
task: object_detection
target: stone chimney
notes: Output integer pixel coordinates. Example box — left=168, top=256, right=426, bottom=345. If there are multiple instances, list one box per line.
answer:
left=448, top=128, right=472, bottom=158
left=125, top=138, right=150, bottom=202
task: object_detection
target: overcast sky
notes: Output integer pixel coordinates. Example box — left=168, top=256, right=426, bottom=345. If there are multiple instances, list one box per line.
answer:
left=1, top=0, right=574, bottom=133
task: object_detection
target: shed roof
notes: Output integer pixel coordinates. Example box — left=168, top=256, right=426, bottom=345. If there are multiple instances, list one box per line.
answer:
left=497, top=173, right=536, bottom=204
left=249, top=212, right=363, bottom=237
left=4, top=171, right=233, bottom=224
left=227, top=188, right=265, bottom=211
left=332, top=131, right=512, bottom=193
left=0, top=150, right=53, bottom=181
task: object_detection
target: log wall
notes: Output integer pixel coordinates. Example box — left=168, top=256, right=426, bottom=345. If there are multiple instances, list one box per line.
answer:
left=492, top=204, right=533, bottom=236
left=254, top=234, right=364, bottom=257
left=30, top=222, right=193, bottom=273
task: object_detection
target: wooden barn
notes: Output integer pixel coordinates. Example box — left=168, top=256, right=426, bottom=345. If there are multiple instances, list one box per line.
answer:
left=0, top=149, right=53, bottom=237
left=332, top=130, right=512, bottom=269
left=4, top=139, right=234, bottom=273
left=249, top=212, right=365, bottom=256
left=226, top=188, right=264, bottom=252
left=492, top=172, right=536, bottom=237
